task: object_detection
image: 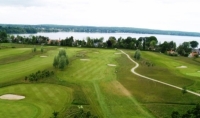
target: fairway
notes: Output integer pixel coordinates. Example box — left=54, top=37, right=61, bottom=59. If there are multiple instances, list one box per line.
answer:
left=56, top=49, right=155, bottom=118
left=0, top=45, right=200, bottom=118
left=0, top=84, right=72, bottom=118
left=0, top=48, right=30, bottom=59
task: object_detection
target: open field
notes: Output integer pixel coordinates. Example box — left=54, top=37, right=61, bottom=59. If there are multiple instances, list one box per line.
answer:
left=0, top=44, right=200, bottom=117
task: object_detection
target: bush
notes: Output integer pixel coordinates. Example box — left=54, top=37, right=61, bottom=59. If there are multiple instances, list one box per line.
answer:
left=26, top=70, right=54, bottom=82
left=41, top=47, right=43, bottom=53
left=32, top=46, right=36, bottom=52
left=134, top=49, right=141, bottom=60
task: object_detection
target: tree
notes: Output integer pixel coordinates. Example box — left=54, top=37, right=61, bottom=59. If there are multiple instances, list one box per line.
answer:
left=53, top=56, right=59, bottom=68
left=41, top=46, right=44, bottom=53
left=150, top=40, right=157, bottom=50
left=65, top=36, right=74, bottom=46
left=190, top=41, right=199, bottom=49
left=106, top=40, right=112, bottom=48
left=58, top=55, right=66, bottom=70
left=0, top=31, right=8, bottom=43
left=107, top=36, right=116, bottom=48
left=33, top=46, right=36, bottom=52
left=177, top=42, right=192, bottom=56
left=86, top=37, right=92, bottom=47
left=146, top=36, right=158, bottom=49
left=53, top=49, right=69, bottom=70
left=134, top=49, right=141, bottom=60
left=169, top=41, right=176, bottom=50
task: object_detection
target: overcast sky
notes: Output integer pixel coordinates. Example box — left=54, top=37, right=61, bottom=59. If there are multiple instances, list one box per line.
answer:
left=0, top=0, right=200, bottom=32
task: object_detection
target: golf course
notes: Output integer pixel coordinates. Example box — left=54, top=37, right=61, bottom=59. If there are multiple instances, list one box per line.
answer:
left=0, top=43, right=200, bottom=118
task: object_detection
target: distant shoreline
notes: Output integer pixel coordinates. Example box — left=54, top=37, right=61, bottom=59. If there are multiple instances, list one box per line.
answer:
left=1, top=24, right=200, bottom=37
left=11, top=31, right=200, bottom=38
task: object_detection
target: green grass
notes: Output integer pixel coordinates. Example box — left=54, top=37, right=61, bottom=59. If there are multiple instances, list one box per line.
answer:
left=0, top=48, right=30, bottom=59
left=0, top=83, right=72, bottom=118
left=134, top=51, right=200, bottom=91
left=116, top=50, right=200, bottom=117
left=56, top=49, right=154, bottom=118
left=0, top=47, right=83, bottom=83
left=1, top=44, right=200, bottom=118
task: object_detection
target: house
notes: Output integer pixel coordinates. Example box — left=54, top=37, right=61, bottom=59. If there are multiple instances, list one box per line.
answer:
left=188, top=49, right=200, bottom=57
left=166, top=50, right=175, bottom=54
left=192, top=49, right=200, bottom=55
left=48, top=39, right=61, bottom=45
left=166, top=50, right=178, bottom=56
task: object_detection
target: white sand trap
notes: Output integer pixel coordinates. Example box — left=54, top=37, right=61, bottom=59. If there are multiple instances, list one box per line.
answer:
left=115, top=53, right=122, bottom=54
left=107, top=64, right=117, bottom=66
left=0, top=94, right=25, bottom=100
left=176, top=66, right=187, bottom=68
left=40, top=56, right=47, bottom=57
left=80, top=59, right=90, bottom=61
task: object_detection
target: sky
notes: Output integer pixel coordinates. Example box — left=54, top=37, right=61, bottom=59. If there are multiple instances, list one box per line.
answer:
left=0, top=0, right=200, bottom=32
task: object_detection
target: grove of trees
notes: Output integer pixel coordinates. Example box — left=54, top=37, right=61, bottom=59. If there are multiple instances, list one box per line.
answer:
left=53, top=49, right=69, bottom=70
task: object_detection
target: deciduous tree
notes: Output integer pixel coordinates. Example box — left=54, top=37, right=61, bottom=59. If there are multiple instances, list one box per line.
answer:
left=190, top=40, right=199, bottom=49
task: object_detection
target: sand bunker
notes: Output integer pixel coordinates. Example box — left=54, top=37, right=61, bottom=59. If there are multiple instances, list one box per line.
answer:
left=0, top=94, right=25, bottom=100
left=176, top=66, right=187, bottom=68
left=80, top=59, right=90, bottom=61
left=107, top=64, right=117, bottom=66
left=115, top=53, right=122, bottom=54
left=40, top=56, right=47, bottom=57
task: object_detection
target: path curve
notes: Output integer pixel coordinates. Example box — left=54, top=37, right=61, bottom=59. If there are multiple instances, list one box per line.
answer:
left=120, top=50, right=200, bottom=97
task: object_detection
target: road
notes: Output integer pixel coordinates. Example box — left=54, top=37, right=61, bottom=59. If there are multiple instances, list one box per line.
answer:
left=120, top=50, right=200, bottom=97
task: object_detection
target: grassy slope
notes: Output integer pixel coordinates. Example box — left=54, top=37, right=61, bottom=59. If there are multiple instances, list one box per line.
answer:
left=0, top=84, right=72, bottom=118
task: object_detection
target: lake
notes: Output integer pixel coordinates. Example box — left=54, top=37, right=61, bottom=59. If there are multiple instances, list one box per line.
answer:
left=14, top=32, right=200, bottom=48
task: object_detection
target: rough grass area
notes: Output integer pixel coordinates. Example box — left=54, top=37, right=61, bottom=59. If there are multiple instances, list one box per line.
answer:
left=135, top=51, right=200, bottom=92
left=0, top=84, right=72, bottom=118
left=117, top=50, right=200, bottom=117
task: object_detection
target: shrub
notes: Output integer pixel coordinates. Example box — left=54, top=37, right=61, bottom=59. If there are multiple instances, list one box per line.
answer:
left=134, top=49, right=141, bottom=60
left=41, top=47, right=43, bottom=53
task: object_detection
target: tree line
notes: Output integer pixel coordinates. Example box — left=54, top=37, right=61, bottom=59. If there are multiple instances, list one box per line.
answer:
left=0, top=31, right=199, bottom=57
left=1, top=24, right=200, bottom=37
left=0, top=31, right=49, bottom=44
left=0, top=26, right=37, bottom=33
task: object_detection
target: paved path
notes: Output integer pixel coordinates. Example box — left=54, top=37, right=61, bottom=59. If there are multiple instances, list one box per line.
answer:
left=120, top=50, right=200, bottom=97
